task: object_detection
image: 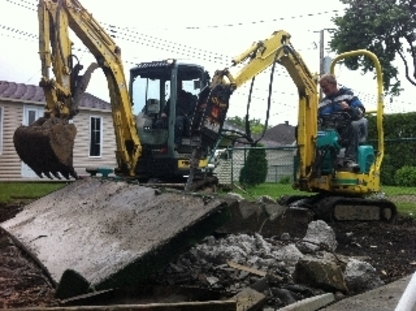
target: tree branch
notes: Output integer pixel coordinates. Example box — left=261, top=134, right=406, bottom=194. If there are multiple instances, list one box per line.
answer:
left=397, top=49, right=416, bottom=86
left=404, top=35, right=416, bottom=80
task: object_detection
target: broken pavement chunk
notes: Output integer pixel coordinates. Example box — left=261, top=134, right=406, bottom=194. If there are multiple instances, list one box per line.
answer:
left=0, top=178, right=233, bottom=299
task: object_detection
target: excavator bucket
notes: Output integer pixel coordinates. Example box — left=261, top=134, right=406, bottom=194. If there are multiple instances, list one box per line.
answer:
left=13, top=117, right=78, bottom=179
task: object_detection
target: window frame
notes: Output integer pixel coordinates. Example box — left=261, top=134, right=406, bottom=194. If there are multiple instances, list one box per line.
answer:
left=89, top=115, right=103, bottom=158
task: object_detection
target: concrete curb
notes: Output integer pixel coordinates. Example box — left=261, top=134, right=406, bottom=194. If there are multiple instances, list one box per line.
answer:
left=272, top=293, right=335, bottom=311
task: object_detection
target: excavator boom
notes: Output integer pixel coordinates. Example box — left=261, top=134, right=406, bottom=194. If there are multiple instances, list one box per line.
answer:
left=13, top=0, right=142, bottom=179
left=188, top=30, right=318, bottom=190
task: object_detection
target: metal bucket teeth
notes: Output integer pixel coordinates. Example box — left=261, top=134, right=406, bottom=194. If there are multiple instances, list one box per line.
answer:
left=13, top=117, right=78, bottom=180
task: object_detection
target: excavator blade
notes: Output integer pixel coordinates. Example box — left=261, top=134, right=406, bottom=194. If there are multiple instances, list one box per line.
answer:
left=13, top=117, right=78, bottom=179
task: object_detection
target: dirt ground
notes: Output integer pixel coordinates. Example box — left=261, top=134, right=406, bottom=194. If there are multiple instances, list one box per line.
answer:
left=0, top=201, right=415, bottom=309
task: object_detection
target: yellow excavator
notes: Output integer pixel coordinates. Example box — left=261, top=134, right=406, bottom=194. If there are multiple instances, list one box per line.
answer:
left=13, top=0, right=396, bottom=222
left=189, top=31, right=397, bottom=222
left=13, top=0, right=216, bottom=189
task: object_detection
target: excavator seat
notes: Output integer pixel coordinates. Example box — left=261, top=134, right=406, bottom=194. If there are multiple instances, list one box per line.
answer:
left=356, top=117, right=369, bottom=145
left=355, top=117, right=374, bottom=173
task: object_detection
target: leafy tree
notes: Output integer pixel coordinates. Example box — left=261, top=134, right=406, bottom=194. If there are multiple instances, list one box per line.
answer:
left=239, top=143, right=268, bottom=186
left=226, top=116, right=271, bottom=135
left=329, top=0, right=416, bottom=97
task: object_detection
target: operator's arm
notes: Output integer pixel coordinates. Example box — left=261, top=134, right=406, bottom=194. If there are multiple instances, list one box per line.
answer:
left=345, top=93, right=365, bottom=120
left=187, top=94, right=198, bottom=116
left=318, top=101, right=334, bottom=116
left=161, top=99, right=170, bottom=117
left=318, top=88, right=365, bottom=120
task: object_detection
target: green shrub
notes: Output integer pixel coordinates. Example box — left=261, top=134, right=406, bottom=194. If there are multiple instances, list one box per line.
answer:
left=394, top=165, right=416, bottom=187
left=279, top=175, right=291, bottom=184
left=239, top=145, right=268, bottom=186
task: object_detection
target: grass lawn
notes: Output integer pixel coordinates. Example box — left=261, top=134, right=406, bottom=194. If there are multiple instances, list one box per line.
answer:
left=227, top=183, right=416, bottom=218
left=0, top=182, right=67, bottom=203
left=0, top=181, right=414, bottom=218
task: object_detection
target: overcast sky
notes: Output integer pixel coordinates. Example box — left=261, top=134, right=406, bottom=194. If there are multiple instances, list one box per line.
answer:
left=1, top=0, right=414, bottom=126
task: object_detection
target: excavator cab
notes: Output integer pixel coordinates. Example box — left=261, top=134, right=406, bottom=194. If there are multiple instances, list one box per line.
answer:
left=130, top=59, right=211, bottom=182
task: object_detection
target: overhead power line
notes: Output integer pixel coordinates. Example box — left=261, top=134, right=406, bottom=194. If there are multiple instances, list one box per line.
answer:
left=4, top=0, right=384, bottom=105
left=8, top=0, right=342, bottom=31
left=0, top=25, right=300, bottom=112
left=142, top=10, right=343, bottom=31
left=6, top=0, right=386, bottom=105
left=0, top=3, right=409, bottom=111
left=2, top=25, right=408, bottom=116
left=0, top=24, right=407, bottom=111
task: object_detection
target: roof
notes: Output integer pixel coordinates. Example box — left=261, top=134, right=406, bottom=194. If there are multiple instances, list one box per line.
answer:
left=222, top=121, right=296, bottom=147
left=0, top=80, right=110, bottom=110
left=256, top=123, right=296, bottom=145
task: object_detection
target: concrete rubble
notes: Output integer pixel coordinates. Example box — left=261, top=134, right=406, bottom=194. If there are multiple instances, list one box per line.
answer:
left=0, top=185, right=388, bottom=310
left=150, top=195, right=386, bottom=310
left=0, top=178, right=233, bottom=299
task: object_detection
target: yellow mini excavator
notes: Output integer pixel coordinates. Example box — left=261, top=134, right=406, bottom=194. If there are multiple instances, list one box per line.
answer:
left=13, top=0, right=216, bottom=190
left=187, top=30, right=397, bottom=222
left=13, top=0, right=397, bottom=222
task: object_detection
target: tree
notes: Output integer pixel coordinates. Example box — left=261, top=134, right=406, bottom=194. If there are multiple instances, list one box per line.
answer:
left=329, top=0, right=416, bottom=97
left=239, top=143, right=268, bottom=187
left=226, top=116, right=271, bottom=135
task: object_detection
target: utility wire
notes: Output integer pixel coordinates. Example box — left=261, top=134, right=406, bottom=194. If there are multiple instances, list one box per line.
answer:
left=4, top=0, right=388, bottom=105
left=9, top=0, right=342, bottom=31
left=0, top=25, right=411, bottom=111
left=0, top=26, right=298, bottom=112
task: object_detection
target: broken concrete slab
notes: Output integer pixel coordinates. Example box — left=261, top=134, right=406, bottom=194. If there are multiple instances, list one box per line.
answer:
left=217, top=197, right=313, bottom=238
left=234, top=287, right=266, bottom=311
left=0, top=300, right=237, bottom=311
left=293, top=257, right=347, bottom=293
left=0, top=178, right=233, bottom=299
left=274, top=293, right=335, bottom=311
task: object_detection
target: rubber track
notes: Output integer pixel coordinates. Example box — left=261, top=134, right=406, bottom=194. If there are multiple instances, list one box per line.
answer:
left=279, top=194, right=398, bottom=223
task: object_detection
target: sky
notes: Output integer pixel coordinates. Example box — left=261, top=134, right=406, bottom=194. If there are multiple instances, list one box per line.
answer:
left=1, top=0, right=415, bottom=126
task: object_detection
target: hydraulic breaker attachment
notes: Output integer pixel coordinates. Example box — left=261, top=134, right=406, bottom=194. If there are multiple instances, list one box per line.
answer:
left=13, top=117, right=78, bottom=179
left=186, top=84, right=232, bottom=191
left=194, top=84, right=232, bottom=150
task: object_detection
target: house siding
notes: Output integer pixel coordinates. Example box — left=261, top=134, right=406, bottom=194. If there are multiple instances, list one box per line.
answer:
left=0, top=100, right=117, bottom=181
left=72, top=111, right=117, bottom=176
left=0, top=102, right=23, bottom=179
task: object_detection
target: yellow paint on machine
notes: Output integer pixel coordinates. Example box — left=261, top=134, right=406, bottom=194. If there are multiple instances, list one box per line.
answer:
left=177, top=159, right=208, bottom=169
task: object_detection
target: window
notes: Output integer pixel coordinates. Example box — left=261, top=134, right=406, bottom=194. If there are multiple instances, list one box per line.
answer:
left=0, top=106, right=3, bottom=155
left=28, top=110, right=37, bottom=125
left=89, top=116, right=102, bottom=157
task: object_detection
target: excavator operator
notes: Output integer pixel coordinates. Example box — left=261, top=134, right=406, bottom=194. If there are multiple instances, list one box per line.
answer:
left=318, top=73, right=366, bottom=170
left=155, top=80, right=198, bottom=147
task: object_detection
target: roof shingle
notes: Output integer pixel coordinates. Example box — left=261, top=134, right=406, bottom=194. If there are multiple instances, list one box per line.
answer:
left=0, top=80, right=110, bottom=110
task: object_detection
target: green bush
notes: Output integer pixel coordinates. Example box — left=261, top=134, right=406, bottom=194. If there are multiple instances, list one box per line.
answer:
left=279, top=175, right=291, bottom=184
left=367, top=112, right=416, bottom=185
left=394, top=166, right=416, bottom=187
left=239, top=145, right=268, bottom=186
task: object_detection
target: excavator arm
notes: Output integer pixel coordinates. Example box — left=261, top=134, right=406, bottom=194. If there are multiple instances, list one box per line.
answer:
left=13, top=0, right=142, bottom=179
left=187, top=30, right=318, bottom=190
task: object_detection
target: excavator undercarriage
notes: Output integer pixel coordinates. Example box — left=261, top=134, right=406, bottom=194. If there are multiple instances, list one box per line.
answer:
left=278, top=194, right=397, bottom=223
